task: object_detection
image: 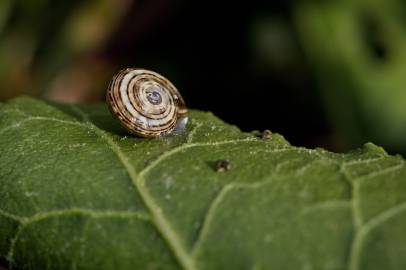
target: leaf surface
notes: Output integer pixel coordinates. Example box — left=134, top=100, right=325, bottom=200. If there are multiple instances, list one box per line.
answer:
left=1, top=97, right=406, bottom=270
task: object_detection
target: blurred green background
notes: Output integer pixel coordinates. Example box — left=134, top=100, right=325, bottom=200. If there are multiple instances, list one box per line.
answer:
left=1, top=0, right=406, bottom=155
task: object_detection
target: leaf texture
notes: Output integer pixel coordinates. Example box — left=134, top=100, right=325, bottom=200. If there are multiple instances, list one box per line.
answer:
left=1, top=97, right=406, bottom=270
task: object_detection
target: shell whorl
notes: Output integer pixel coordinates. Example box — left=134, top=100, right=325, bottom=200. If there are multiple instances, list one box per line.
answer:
left=107, top=68, right=187, bottom=137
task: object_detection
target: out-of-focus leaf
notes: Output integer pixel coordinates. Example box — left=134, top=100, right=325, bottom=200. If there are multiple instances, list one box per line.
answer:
left=0, top=0, right=128, bottom=101
left=294, top=0, right=406, bottom=154
left=0, top=97, right=406, bottom=269
left=0, top=0, right=11, bottom=33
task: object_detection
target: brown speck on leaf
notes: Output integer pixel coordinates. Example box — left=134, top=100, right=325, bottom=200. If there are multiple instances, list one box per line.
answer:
left=262, top=130, right=272, bottom=139
left=215, top=160, right=231, bottom=172
left=252, top=130, right=273, bottom=139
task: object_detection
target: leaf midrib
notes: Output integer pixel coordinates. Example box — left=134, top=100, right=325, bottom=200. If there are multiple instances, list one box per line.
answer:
left=70, top=106, right=198, bottom=270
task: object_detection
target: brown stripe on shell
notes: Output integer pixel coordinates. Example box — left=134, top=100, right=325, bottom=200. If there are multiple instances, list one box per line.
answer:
left=124, top=73, right=177, bottom=130
left=109, top=71, right=176, bottom=134
left=127, top=76, right=175, bottom=119
left=111, top=70, right=176, bottom=131
left=106, top=68, right=187, bottom=137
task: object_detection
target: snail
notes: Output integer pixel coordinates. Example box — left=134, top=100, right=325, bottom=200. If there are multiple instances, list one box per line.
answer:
left=106, top=68, right=188, bottom=137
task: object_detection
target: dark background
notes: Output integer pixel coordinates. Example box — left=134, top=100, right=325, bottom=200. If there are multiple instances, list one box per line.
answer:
left=118, top=1, right=326, bottom=149
left=1, top=0, right=406, bottom=154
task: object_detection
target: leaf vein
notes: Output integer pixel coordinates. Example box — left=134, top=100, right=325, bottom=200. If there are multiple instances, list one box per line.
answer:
left=348, top=201, right=406, bottom=270
left=186, top=122, right=203, bottom=144
left=0, top=209, right=22, bottom=222
left=345, top=159, right=405, bottom=270
left=191, top=176, right=284, bottom=256
left=191, top=185, right=232, bottom=256
left=359, top=161, right=404, bottom=181
left=72, top=107, right=197, bottom=270
left=0, top=117, right=87, bottom=136
left=139, top=137, right=258, bottom=178
left=5, top=208, right=149, bottom=268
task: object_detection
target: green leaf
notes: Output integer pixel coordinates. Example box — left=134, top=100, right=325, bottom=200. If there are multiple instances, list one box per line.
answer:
left=293, top=0, right=406, bottom=153
left=1, top=97, right=406, bottom=270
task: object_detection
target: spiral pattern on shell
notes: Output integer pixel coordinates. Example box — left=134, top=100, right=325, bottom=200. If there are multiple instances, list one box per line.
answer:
left=106, top=68, right=188, bottom=137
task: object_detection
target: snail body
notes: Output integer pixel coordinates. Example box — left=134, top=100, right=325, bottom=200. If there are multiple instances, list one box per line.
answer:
left=107, top=68, right=187, bottom=137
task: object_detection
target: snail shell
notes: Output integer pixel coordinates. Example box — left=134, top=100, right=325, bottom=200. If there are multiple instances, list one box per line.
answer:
left=106, top=68, right=188, bottom=137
